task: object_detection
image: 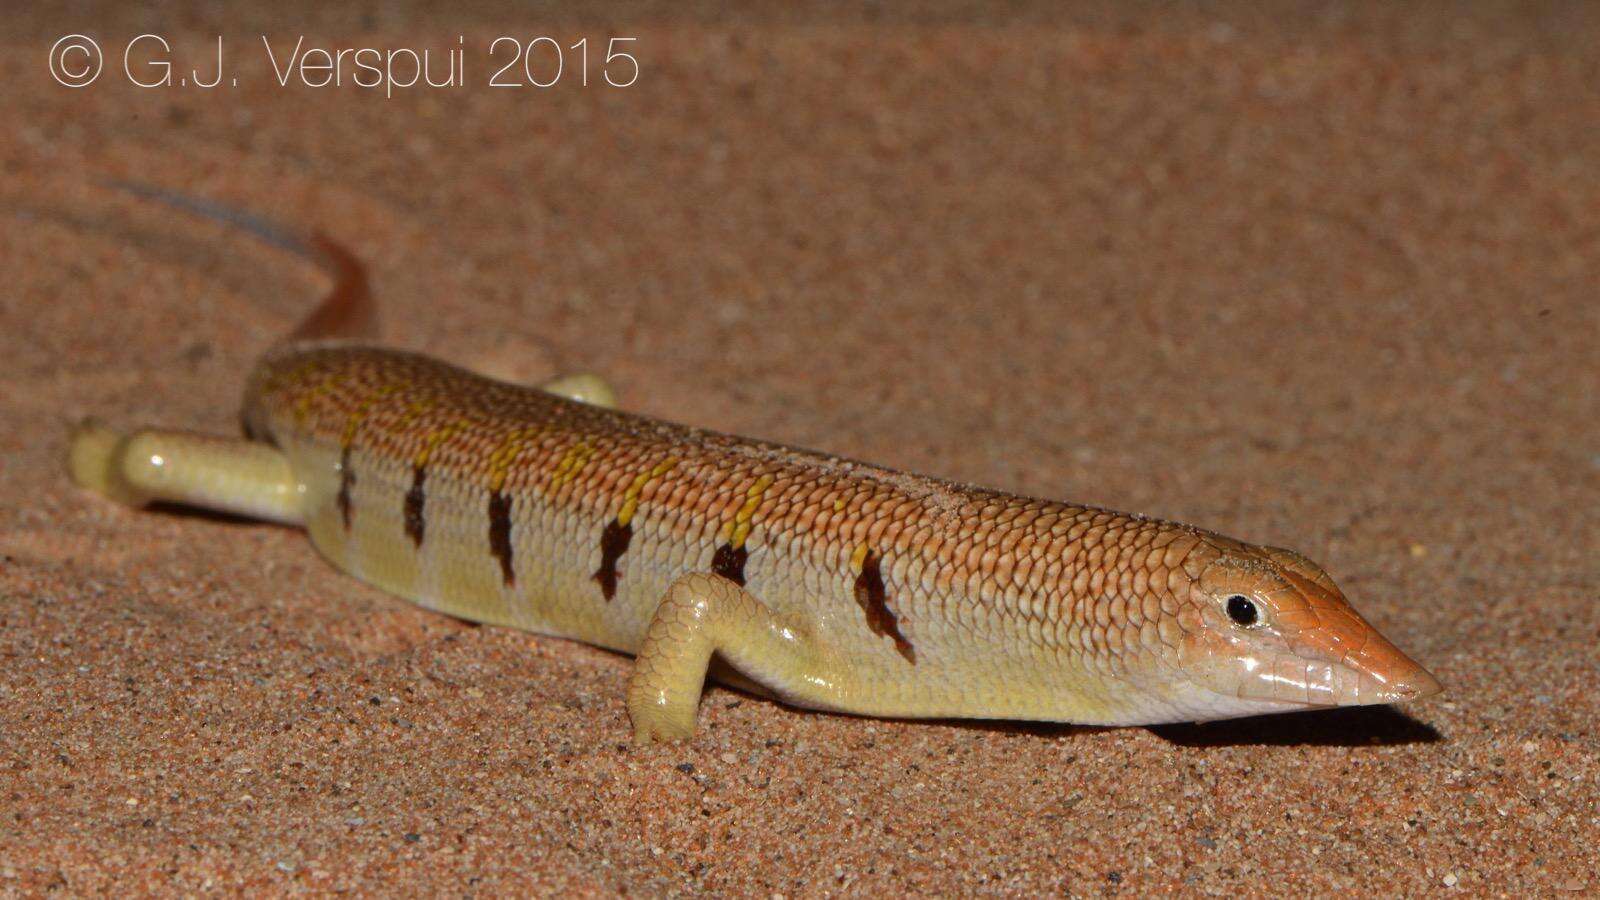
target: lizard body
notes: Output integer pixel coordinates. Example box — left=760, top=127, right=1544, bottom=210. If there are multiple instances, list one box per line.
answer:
left=68, top=192, right=1440, bottom=741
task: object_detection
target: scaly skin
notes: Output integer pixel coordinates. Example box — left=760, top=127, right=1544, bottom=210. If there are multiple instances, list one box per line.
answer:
left=67, top=193, right=1441, bottom=742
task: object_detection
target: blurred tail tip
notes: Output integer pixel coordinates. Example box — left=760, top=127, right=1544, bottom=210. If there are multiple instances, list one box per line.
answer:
left=284, top=232, right=378, bottom=343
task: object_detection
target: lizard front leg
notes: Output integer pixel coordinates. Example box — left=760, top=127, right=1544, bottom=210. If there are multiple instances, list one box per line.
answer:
left=539, top=373, right=617, bottom=408
left=627, top=572, right=838, bottom=743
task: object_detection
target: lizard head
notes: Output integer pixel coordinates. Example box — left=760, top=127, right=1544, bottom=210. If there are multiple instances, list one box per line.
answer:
left=1165, top=539, right=1442, bottom=719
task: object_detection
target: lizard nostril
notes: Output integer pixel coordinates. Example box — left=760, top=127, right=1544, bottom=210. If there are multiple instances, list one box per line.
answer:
left=1371, top=666, right=1444, bottom=703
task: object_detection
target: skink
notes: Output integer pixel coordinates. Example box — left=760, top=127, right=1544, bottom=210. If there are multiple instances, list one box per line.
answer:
left=68, top=189, right=1442, bottom=742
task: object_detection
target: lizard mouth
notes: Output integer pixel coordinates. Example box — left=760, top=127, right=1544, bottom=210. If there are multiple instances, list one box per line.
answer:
left=1231, top=653, right=1443, bottom=707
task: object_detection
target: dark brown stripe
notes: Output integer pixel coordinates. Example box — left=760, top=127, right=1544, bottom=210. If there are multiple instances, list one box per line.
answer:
left=711, top=543, right=748, bottom=586
left=592, top=520, right=633, bottom=601
left=403, top=465, right=426, bottom=547
left=854, top=550, right=915, bottom=664
left=337, top=446, right=355, bottom=530
left=488, top=489, right=514, bottom=586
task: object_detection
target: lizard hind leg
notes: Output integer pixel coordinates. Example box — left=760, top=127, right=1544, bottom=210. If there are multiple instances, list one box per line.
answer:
left=626, top=572, right=837, bottom=743
left=68, top=419, right=304, bottom=525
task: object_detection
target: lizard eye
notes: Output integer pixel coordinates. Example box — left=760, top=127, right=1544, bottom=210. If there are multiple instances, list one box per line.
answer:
left=1226, top=595, right=1260, bottom=627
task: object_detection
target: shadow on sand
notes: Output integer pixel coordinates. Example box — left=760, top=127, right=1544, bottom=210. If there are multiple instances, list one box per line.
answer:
left=922, top=704, right=1440, bottom=747
left=1150, top=705, right=1442, bottom=747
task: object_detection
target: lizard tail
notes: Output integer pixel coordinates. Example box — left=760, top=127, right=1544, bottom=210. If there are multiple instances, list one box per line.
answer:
left=103, top=180, right=378, bottom=344
left=283, top=233, right=376, bottom=343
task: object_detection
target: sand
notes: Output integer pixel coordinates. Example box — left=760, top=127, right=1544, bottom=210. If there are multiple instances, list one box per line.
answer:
left=1, top=2, right=1596, bottom=894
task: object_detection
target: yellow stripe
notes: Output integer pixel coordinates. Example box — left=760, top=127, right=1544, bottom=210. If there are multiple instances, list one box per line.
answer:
left=413, top=421, right=465, bottom=468
left=728, top=474, right=775, bottom=548
left=292, top=371, right=346, bottom=425
left=488, top=427, right=543, bottom=492
left=341, top=383, right=403, bottom=446
left=548, top=442, right=594, bottom=490
left=617, top=457, right=680, bottom=526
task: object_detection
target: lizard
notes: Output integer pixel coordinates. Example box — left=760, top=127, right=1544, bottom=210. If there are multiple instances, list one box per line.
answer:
left=67, top=187, right=1442, bottom=742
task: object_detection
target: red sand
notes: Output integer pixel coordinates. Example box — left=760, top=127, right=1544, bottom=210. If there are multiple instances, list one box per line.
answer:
left=2, top=3, right=1596, bottom=894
